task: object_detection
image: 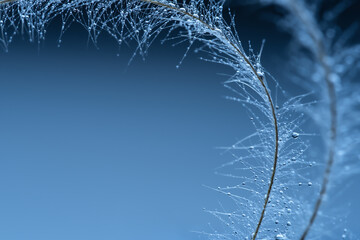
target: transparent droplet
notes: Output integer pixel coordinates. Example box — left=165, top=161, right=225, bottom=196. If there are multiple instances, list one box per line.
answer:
left=275, top=233, right=286, bottom=240
left=292, top=132, right=299, bottom=139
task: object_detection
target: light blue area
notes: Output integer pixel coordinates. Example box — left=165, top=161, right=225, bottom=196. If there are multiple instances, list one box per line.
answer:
left=0, top=47, right=252, bottom=240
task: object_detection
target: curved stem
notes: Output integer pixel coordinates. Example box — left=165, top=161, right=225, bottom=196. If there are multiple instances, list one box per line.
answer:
left=300, top=56, right=337, bottom=240
left=140, top=1, right=279, bottom=239
left=300, top=47, right=337, bottom=240
left=288, top=2, right=337, bottom=239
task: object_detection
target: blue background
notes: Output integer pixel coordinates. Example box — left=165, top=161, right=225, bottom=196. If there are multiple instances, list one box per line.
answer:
left=0, top=3, right=359, bottom=240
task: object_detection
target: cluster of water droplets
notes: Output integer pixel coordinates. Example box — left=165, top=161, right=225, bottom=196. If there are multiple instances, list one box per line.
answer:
left=0, top=0, right=324, bottom=239
left=203, top=85, right=317, bottom=239
left=255, top=0, right=360, bottom=238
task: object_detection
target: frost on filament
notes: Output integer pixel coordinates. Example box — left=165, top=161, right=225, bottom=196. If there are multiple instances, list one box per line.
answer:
left=203, top=89, right=315, bottom=239
left=0, top=0, right=314, bottom=239
left=256, top=0, right=360, bottom=239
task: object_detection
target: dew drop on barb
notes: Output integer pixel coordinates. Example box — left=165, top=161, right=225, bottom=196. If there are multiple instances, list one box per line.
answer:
left=275, top=233, right=287, bottom=240
left=292, top=132, right=299, bottom=138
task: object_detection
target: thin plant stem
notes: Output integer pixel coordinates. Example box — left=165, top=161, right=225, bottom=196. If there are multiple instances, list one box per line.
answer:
left=288, top=1, right=337, bottom=239
left=140, top=1, right=279, bottom=239
left=300, top=47, right=337, bottom=240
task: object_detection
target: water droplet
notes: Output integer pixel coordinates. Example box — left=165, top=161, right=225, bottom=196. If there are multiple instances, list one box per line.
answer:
left=257, top=71, right=264, bottom=80
left=308, top=182, right=312, bottom=186
left=292, top=132, right=299, bottom=139
left=275, top=233, right=286, bottom=240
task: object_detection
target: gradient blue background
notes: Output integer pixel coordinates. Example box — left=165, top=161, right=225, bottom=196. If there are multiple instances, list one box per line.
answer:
left=0, top=3, right=359, bottom=240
